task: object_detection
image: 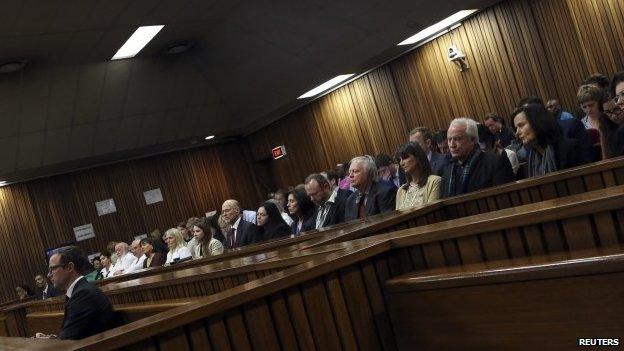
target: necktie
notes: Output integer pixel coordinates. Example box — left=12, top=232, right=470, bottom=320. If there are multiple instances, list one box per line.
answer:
left=227, top=228, right=236, bottom=248
left=358, top=194, right=367, bottom=219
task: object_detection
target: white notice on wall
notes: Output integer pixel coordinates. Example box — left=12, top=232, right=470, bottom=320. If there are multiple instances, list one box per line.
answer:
left=95, top=198, right=117, bottom=216
left=143, top=188, right=163, bottom=205
left=74, top=223, right=95, bottom=242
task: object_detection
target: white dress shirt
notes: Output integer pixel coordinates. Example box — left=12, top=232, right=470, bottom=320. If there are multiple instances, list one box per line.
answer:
left=124, top=254, right=147, bottom=274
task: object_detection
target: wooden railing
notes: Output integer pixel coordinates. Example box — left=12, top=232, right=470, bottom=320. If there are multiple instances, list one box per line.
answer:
left=385, top=252, right=624, bottom=350
left=0, top=185, right=617, bottom=350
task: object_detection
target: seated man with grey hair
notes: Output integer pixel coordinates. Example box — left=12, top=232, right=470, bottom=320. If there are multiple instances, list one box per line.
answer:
left=441, top=117, right=514, bottom=198
left=344, top=156, right=397, bottom=221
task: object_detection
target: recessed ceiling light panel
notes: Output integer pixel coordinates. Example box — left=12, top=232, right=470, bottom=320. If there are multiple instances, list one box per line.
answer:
left=398, top=10, right=478, bottom=46
left=112, top=25, right=165, bottom=60
left=298, top=74, right=355, bottom=99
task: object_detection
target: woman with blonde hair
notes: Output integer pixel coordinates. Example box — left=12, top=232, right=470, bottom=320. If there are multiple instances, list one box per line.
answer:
left=163, top=228, right=192, bottom=264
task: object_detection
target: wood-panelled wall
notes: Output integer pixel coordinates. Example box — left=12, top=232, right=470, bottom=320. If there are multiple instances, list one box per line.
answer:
left=248, top=0, right=624, bottom=187
left=0, top=141, right=263, bottom=302
left=1, top=0, right=623, bottom=302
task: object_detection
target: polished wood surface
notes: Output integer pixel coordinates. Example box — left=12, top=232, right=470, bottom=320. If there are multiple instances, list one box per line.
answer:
left=386, top=253, right=624, bottom=350
left=55, top=186, right=624, bottom=350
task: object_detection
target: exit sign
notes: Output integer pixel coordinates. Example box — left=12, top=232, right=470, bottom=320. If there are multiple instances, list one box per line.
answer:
left=272, top=145, right=287, bottom=160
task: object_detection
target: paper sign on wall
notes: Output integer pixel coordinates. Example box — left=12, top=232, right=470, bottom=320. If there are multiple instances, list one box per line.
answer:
left=74, top=223, right=95, bottom=242
left=143, top=188, right=163, bottom=205
left=95, top=198, right=117, bottom=216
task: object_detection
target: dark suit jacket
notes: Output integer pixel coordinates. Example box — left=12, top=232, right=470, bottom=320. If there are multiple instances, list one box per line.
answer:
left=291, top=212, right=317, bottom=235
left=42, top=284, right=59, bottom=299
left=344, top=181, right=397, bottom=221
left=234, top=219, right=260, bottom=248
left=441, top=150, right=515, bottom=198
left=557, top=118, right=597, bottom=162
left=59, top=277, right=117, bottom=340
left=430, top=151, right=449, bottom=176
left=261, top=223, right=291, bottom=241
left=321, top=189, right=352, bottom=227
left=517, top=138, right=590, bottom=179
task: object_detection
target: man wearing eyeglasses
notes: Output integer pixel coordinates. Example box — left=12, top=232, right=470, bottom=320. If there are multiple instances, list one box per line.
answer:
left=46, top=246, right=117, bottom=340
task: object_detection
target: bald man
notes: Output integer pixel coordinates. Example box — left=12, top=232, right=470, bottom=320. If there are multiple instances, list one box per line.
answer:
left=112, top=242, right=136, bottom=276
left=221, top=199, right=260, bottom=249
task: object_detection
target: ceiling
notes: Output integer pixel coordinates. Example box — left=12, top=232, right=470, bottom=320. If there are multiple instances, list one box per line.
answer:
left=0, top=0, right=499, bottom=183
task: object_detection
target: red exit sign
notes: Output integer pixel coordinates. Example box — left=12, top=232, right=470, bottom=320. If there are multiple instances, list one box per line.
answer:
left=272, top=145, right=287, bottom=160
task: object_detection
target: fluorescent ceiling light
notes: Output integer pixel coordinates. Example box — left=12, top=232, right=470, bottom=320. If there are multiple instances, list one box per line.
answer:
left=0, top=181, right=7, bottom=187
left=298, top=74, right=355, bottom=99
left=112, top=25, right=165, bottom=60
left=398, top=10, right=478, bottom=46
left=205, top=135, right=215, bottom=140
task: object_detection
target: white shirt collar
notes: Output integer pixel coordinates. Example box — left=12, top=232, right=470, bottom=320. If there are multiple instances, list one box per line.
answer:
left=426, top=150, right=432, bottom=161
left=66, top=276, right=84, bottom=298
left=232, top=216, right=242, bottom=229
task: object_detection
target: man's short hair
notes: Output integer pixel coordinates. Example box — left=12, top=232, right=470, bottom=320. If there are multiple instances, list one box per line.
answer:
left=374, top=154, right=393, bottom=168
left=449, top=117, right=478, bottom=141
left=325, top=169, right=339, bottom=184
left=433, top=130, right=447, bottom=144
left=305, top=173, right=330, bottom=187
left=577, top=84, right=604, bottom=104
left=53, top=246, right=88, bottom=275
left=350, top=156, right=378, bottom=182
left=409, top=127, right=433, bottom=143
left=583, top=73, right=609, bottom=89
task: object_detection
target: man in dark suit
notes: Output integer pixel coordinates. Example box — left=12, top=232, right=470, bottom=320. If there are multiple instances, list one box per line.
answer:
left=304, top=173, right=352, bottom=228
left=441, top=118, right=515, bottom=198
left=344, top=156, right=397, bottom=221
left=221, top=199, right=260, bottom=248
left=408, top=127, right=448, bottom=176
left=47, top=246, right=116, bottom=340
left=34, top=273, right=59, bottom=299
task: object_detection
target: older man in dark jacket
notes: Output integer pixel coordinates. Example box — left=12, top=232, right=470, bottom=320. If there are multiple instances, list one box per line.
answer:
left=441, top=118, right=515, bottom=198
left=344, top=156, right=397, bottom=221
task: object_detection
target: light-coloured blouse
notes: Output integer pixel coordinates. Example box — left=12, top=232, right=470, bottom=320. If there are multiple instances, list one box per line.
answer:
left=193, top=238, right=225, bottom=258
left=165, top=246, right=192, bottom=264
left=395, top=175, right=442, bottom=210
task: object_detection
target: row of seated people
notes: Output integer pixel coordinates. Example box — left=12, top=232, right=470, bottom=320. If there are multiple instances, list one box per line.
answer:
left=17, top=72, right=624, bottom=297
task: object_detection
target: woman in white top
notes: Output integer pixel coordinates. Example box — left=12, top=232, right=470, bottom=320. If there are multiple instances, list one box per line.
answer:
left=163, top=228, right=192, bottom=264
left=99, top=252, right=116, bottom=278
left=395, top=142, right=442, bottom=210
left=192, top=217, right=225, bottom=258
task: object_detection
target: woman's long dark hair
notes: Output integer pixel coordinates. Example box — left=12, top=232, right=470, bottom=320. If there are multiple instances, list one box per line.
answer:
left=511, top=103, right=562, bottom=146
left=394, top=142, right=431, bottom=187
left=193, top=216, right=221, bottom=256
left=259, top=201, right=288, bottom=229
left=290, top=187, right=316, bottom=220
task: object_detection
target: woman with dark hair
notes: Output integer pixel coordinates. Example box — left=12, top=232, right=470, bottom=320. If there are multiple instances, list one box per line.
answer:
left=140, top=237, right=167, bottom=268
left=15, top=284, right=34, bottom=300
left=394, top=143, right=441, bottom=210
left=512, top=103, right=588, bottom=177
left=287, top=187, right=317, bottom=236
left=256, top=201, right=291, bottom=241
left=601, top=71, right=624, bottom=158
left=192, top=217, right=224, bottom=258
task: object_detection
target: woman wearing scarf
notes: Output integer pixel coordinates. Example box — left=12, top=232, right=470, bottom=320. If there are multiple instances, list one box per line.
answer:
left=512, top=103, right=589, bottom=178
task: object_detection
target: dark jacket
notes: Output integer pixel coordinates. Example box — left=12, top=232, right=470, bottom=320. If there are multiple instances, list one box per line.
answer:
left=261, top=223, right=291, bottom=241
left=320, top=189, right=352, bottom=227
left=344, top=181, right=397, bottom=221
left=231, top=218, right=260, bottom=248
left=440, top=149, right=515, bottom=198
left=517, top=138, right=590, bottom=179
left=143, top=252, right=166, bottom=268
left=557, top=117, right=597, bottom=162
left=59, top=277, right=117, bottom=340
left=291, top=211, right=318, bottom=235
left=430, top=151, right=449, bottom=176
left=42, top=284, right=59, bottom=299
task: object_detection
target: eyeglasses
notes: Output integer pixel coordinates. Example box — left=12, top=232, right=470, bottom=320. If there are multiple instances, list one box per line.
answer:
left=613, top=92, right=624, bottom=104
left=48, top=263, right=67, bottom=274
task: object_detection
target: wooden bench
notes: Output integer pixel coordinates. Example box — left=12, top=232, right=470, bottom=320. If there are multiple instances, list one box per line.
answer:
left=95, top=156, right=624, bottom=287
left=28, top=185, right=624, bottom=350
left=385, top=252, right=624, bottom=350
